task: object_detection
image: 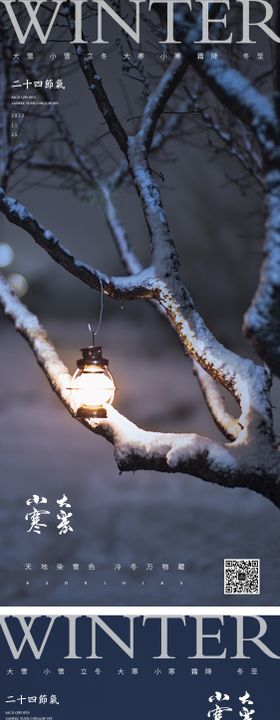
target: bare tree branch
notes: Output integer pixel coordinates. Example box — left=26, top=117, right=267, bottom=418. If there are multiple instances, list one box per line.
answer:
left=167, top=7, right=278, bottom=151
left=65, top=6, right=128, bottom=153
left=138, top=55, right=190, bottom=151
left=192, top=52, right=277, bottom=152
left=0, top=41, right=13, bottom=190
left=0, top=186, right=153, bottom=299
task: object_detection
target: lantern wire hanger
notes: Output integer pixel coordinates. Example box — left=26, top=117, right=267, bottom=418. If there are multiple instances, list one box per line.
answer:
left=88, top=278, right=104, bottom=347
left=70, top=278, right=116, bottom=419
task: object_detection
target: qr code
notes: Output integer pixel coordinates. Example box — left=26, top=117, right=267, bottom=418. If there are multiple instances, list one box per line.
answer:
left=224, top=559, right=260, bottom=595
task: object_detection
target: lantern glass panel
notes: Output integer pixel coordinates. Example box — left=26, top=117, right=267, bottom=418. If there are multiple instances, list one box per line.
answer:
left=71, top=364, right=115, bottom=412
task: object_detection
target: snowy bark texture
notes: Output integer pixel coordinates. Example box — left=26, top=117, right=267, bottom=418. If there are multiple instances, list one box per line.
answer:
left=0, top=4, right=279, bottom=506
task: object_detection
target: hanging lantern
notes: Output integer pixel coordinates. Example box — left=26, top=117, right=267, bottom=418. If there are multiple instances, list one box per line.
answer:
left=71, top=344, right=116, bottom=419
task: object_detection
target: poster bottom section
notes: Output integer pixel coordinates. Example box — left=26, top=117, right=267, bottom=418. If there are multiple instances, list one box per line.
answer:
left=0, top=612, right=278, bottom=719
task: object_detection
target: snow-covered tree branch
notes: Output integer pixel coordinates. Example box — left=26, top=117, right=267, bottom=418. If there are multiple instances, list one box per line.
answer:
left=0, top=187, right=153, bottom=299
left=0, top=2, right=279, bottom=507
left=0, top=272, right=279, bottom=506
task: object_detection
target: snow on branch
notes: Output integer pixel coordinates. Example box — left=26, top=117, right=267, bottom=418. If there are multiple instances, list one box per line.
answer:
left=0, top=272, right=279, bottom=506
left=127, top=136, right=180, bottom=275
left=244, top=166, right=280, bottom=377
left=155, top=277, right=276, bottom=446
left=0, top=187, right=153, bottom=300
left=97, top=181, right=143, bottom=276
left=193, top=362, right=240, bottom=442
left=0, top=273, right=73, bottom=413
left=108, top=416, right=279, bottom=507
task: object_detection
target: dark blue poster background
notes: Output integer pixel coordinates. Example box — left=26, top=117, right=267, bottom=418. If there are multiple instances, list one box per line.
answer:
left=0, top=615, right=279, bottom=718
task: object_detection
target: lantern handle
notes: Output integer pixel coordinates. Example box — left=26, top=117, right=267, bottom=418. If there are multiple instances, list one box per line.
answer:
left=88, top=278, right=104, bottom=347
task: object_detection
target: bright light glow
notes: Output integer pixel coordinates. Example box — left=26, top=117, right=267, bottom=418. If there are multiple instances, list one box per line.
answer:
left=71, top=365, right=115, bottom=412
left=8, top=273, right=28, bottom=297
left=0, top=243, right=14, bottom=268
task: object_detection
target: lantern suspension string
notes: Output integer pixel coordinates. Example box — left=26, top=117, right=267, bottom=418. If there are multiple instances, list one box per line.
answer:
left=88, top=278, right=104, bottom=347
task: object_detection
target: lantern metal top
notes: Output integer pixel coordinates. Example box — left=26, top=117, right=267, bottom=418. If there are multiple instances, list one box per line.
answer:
left=76, top=345, right=109, bottom=370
